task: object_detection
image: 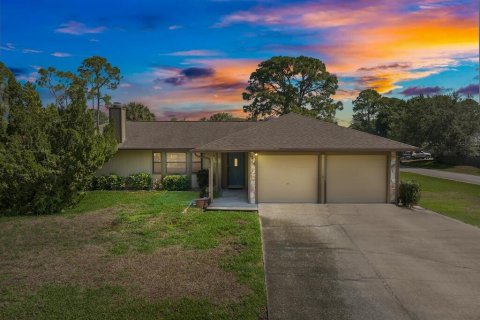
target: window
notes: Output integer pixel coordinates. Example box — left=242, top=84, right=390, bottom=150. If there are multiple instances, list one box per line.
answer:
left=192, top=153, right=202, bottom=173
left=153, top=152, right=162, bottom=174
left=166, top=152, right=187, bottom=174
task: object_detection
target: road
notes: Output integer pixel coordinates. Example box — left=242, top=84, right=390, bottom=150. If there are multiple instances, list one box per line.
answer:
left=400, top=167, right=480, bottom=185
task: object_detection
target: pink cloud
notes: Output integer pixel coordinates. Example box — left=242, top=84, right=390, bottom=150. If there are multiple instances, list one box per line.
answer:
left=399, top=86, right=443, bottom=96
left=457, top=84, right=479, bottom=96
left=164, top=50, right=222, bottom=57
left=51, top=52, right=72, bottom=58
left=55, top=21, right=106, bottom=35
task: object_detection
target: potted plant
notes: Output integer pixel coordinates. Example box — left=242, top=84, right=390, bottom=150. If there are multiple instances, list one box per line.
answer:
left=195, top=169, right=209, bottom=209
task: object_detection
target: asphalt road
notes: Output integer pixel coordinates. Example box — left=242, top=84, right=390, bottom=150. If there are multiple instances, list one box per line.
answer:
left=259, top=203, right=480, bottom=320
left=400, top=167, right=480, bottom=185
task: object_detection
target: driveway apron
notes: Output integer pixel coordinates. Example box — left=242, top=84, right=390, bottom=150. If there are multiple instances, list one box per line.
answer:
left=259, top=203, right=480, bottom=320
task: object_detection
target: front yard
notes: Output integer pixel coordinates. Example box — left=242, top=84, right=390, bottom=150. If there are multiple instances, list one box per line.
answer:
left=401, top=172, right=480, bottom=227
left=0, top=191, right=266, bottom=320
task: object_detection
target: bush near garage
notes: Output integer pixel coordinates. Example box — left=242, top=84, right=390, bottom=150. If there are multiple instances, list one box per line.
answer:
left=162, top=175, right=190, bottom=191
left=399, top=180, right=421, bottom=208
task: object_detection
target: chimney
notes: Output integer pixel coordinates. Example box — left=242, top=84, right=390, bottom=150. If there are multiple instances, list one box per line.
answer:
left=108, top=102, right=126, bottom=143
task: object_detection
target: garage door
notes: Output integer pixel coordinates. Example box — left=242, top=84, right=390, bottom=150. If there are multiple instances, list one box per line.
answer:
left=258, top=154, right=318, bottom=203
left=326, top=155, right=387, bottom=203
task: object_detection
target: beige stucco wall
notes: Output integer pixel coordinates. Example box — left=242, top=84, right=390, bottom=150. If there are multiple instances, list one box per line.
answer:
left=97, top=150, right=160, bottom=179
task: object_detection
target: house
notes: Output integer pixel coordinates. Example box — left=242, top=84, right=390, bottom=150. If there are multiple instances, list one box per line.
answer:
left=98, top=105, right=416, bottom=204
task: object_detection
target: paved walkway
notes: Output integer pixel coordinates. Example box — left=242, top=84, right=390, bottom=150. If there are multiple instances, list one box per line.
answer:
left=259, top=203, right=480, bottom=320
left=401, top=167, right=480, bottom=185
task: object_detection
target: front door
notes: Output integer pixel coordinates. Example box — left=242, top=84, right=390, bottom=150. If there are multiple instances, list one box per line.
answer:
left=228, top=153, right=245, bottom=188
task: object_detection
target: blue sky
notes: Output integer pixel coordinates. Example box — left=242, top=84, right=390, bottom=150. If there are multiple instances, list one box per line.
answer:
left=1, top=0, right=478, bottom=123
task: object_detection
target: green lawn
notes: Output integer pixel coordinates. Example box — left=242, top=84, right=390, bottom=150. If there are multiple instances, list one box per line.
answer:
left=0, top=191, right=266, bottom=320
left=401, top=172, right=480, bottom=227
left=402, top=160, right=480, bottom=176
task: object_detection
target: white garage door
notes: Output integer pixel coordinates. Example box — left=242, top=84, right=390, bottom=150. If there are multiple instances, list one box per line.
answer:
left=326, top=155, right=387, bottom=203
left=258, top=154, right=318, bottom=203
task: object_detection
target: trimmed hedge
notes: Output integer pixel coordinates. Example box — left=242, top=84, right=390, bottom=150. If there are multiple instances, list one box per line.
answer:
left=162, top=175, right=190, bottom=191
left=90, top=173, right=151, bottom=191
left=399, top=180, right=421, bottom=208
left=127, top=173, right=151, bottom=190
left=107, top=174, right=126, bottom=190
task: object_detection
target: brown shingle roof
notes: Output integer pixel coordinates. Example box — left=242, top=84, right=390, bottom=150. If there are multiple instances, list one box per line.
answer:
left=193, top=113, right=416, bottom=152
left=118, top=121, right=256, bottom=150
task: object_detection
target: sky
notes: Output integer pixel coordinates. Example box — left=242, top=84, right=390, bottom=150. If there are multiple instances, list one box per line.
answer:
left=1, top=0, right=478, bottom=124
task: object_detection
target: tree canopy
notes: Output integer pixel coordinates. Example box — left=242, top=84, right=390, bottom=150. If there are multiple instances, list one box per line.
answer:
left=200, top=112, right=240, bottom=121
left=350, top=89, right=480, bottom=157
left=243, top=56, right=342, bottom=122
left=0, top=61, right=118, bottom=215
left=125, top=102, right=156, bottom=121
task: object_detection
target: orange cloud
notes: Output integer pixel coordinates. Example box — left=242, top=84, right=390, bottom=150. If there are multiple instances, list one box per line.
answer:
left=328, top=9, right=477, bottom=92
left=218, top=2, right=478, bottom=95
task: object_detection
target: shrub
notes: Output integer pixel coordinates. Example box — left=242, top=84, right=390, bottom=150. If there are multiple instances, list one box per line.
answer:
left=196, top=169, right=209, bottom=198
left=106, top=174, right=126, bottom=190
left=152, top=178, right=162, bottom=190
left=87, top=176, right=98, bottom=190
left=127, top=173, right=152, bottom=190
left=162, top=175, right=190, bottom=191
left=96, top=175, right=109, bottom=190
left=399, top=180, right=421, bottom=208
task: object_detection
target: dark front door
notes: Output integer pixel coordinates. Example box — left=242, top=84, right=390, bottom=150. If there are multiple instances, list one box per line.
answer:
left=228, top=153, right=245, bottom=188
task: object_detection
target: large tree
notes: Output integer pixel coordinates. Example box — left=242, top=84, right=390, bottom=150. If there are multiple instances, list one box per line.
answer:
left=0, top=63, right=117, bottom=215
left=351, top=89, right=385, bottom=134
left=243, top=56, right=342, bottom=121
left=125, top=102, right=156, bottom=121
left=77, top=56, right=121, bottom=127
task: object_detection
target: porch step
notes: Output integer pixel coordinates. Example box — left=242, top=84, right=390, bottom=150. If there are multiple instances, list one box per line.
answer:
left=206, top=205, right=258, bottom=212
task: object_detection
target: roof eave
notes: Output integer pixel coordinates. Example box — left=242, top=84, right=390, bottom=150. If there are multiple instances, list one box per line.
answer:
left=193, top=146, right=418, bottom=153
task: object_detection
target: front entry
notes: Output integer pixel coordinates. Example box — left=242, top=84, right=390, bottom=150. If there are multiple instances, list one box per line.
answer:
left=228, top=153, right=245, bottom=189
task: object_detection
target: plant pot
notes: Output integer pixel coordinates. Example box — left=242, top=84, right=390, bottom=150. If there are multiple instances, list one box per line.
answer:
left=195, top=197, right=208, bottom=209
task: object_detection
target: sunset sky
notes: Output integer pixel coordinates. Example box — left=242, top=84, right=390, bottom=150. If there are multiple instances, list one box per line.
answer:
left=1, top=0, right=478, bottom=123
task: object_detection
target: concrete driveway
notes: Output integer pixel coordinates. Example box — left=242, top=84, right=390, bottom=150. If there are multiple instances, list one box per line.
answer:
left=259, top=204, right=480, bottom=320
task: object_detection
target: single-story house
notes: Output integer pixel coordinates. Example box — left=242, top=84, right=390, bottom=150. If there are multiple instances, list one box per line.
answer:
left=98, top=105, right=416, bottom=204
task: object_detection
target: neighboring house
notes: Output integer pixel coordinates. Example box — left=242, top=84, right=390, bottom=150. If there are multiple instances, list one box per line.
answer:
left=99, top=105, right=415, bottom=204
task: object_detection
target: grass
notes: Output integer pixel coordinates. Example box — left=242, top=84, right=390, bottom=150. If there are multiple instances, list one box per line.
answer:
left=0, top=191, right=266, bottom=320
left=402, top=160, right=480, bottom=176
left=401, top=172, right=480, bottom=227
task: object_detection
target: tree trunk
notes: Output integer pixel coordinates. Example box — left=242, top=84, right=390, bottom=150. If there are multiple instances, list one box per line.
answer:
left=96, top=87, right=100, bottom=128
